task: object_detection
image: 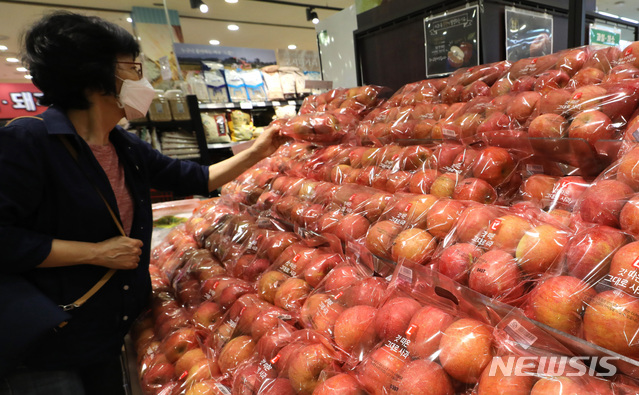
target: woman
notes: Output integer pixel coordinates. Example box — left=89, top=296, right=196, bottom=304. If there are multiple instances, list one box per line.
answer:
left=0, top=11, right=282, bottom=395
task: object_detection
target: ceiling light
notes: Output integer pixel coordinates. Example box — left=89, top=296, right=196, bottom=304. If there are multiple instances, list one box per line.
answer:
left=0, top=45, right=7, bottom=51
left=597, top=10, right=619, bottom=18
left=6, top=57, right=19, bottom=63
left=25, top=75, right=32, bottom=79
left=209, top=39, right=220, bottom=45
left=288, top=44, right=297, bottom=50
left=225, top=0, right=239, bottom=3
left=306, top=7, right=319, bottom=24
left=228, top=24, right=239, bottom=31
left=126, top=16, right=133, bottom=23
left=190, top=0, right=208, bottom=13
left=16, top=67, right=27, bottom=72
left=621, top=16, right=639, bottom=23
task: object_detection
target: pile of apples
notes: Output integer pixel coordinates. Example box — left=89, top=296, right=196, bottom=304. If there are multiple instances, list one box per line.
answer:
left=134, top=41, right=639, bottom=394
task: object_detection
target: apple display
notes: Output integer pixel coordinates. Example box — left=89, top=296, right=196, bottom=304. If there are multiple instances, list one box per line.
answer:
left=528, top=113, right=568, bottom=138
left=516, top=224, right=568, bottom=275
left=565, top=225, right=627, bottom=283
left=366, top=220, right=403, bottom=259
left=471, top=147, right=516, bottom=187
left=468, top=250, right=523, bottom=300
left=577, top=180, right=633, bottom=227
left=567, top=110, right=613, bottom=145
left=405, top=305, right=455, bottom=358
left=391, top=228, right=437, bottom=265
left=452, top=178, right=498, bottom=204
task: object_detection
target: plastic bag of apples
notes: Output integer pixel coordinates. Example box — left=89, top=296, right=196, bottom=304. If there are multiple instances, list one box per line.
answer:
left=429, top=202, right=572, bottom=306
left=298, top=85, right=388, bottom=116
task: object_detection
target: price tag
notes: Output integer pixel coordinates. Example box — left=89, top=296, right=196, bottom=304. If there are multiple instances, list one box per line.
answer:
left=225, top=103, right=235, bottom=108
left=240, top=102, right=253, bottom=109
left=506, top=319, right=538, bottom=349
left=288, top=100, right=297, bottom=106
left=271, top=101, right=281, bottom=106
left=255, top=101, right=266, bottom=107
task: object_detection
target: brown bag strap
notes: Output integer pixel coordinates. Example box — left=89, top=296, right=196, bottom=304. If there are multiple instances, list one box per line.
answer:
left=56, top=135, right=126, bottom=313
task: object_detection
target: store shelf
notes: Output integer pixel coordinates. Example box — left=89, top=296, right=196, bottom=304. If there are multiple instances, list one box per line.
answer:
left=128, top=119, right=193, bottom=129
left=199, top=99, right=303, bottom=110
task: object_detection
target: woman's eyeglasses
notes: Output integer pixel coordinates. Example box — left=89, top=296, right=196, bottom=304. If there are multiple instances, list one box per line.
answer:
left=116, top=61, right=143, bottom=78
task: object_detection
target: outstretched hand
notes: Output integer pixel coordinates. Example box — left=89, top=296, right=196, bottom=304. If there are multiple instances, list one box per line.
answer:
left=249, top=122, right=286, bottom=160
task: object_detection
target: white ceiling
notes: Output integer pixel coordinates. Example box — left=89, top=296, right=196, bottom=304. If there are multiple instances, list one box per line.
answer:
left=0, top=0, right=352, bottom=82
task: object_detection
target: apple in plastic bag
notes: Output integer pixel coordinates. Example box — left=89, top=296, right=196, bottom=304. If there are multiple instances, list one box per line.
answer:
left=439, top=318, right=494, bottom=384
left=578, top=180, right=633, bottom=227
left=391, top=359, right=454, bottom=395
left=565, top=225, right=627, bottom=283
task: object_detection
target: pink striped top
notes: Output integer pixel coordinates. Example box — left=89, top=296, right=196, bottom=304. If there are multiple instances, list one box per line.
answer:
left=89, top=143, right=134, bottom=236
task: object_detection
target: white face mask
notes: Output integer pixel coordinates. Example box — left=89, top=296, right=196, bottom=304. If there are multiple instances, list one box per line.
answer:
left=116, top=77, right=156, bottom=120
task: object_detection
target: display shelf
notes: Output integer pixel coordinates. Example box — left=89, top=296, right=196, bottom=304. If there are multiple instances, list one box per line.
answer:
left=128, top=119, right=193, bottom=129
left=198, top=99, right=303, bottom=111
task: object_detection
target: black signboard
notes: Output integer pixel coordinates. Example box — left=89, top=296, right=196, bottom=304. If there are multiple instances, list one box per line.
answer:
left=424, top=5, right=480, bottom=77
left=505, top=7, right=553, bottom=62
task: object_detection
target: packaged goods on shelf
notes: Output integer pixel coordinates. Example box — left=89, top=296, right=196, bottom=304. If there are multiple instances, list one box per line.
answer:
left=203, top=61, right=230, bottom=103
left=229, top=110, right=254, bottom=141
left=261, top=65, right=285, bottom=101
left=240, top=69, right=268, bottom=101
left=223, top=69, right=249, bottom=102
left=201, top=112, right=232, bottom=144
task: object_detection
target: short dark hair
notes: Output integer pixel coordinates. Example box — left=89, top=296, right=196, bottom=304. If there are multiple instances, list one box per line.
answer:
left=22, top=11, right=140, bottom=110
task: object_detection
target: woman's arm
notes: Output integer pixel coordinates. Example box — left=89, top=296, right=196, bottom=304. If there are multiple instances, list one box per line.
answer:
left=207, top=123, right=284, bottom=192
left=38, top=237, right=143, bottom=270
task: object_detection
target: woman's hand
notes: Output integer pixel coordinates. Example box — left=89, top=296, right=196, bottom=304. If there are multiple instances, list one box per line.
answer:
left=248, top=122, right=286, bottom=160
left=93, top=236, right=143, bottom=270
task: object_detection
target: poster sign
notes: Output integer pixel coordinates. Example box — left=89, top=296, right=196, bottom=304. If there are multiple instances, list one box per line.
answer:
left=174, top=43, right=276, bottom=69
left=505, top=7, right=553, bottom=62
left=589, top=24, right=621, bottom=47
left=276, top=49, right=321, bottom=72
left=424, top=5, right=480, bottom=77
left=0, top=83, right=45, bottom=120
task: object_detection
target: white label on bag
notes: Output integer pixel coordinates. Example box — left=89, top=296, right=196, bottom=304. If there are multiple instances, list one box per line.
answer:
left=272, top=101, right=281, bottom=106
left=398, top=266, right=413, bottom=283
left=506, top=319, right=537, bottom=349
left=214, top=383, right=231, bottom=395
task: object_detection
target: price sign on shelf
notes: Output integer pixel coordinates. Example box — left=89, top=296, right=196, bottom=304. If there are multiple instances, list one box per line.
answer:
left=240, top=102, right=253, bottom=109
left=225, top=103, right=235, bottom=109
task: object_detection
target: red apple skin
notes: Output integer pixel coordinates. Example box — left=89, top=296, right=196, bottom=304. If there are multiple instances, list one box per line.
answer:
left=303, top=253, right=342, bottom=288
left=471, top=147, right=516, bottom=187
left=583, top=290, right=639, bottom=359
left=568, top=110, right=613, bottom=146
left=538, top=88, right=574, bottom=115
left=534, top=69, right=570, bottom=94
left=174, top=348, right=207, bottom=377
left=521, top=174, right=558, bottom=207
left=391, top=228, right=437, bottom=265
left=257, top=270, right=289, bottom=304
left=530, top=376, right=587, bottom=395
left=323, top=265, right=360, bottom=294
left=528, top=113, right=568, bottom=138
left=251, top=306, right=290, bottom=341
left=435, top=243, right=482, bottom=285
left=491, top=76, right=513, bottom=97
left=391, top=359, right=454, bottom=395
left=312, top=373, right=366, bottom=395
left=620, top=195, right=639, bottom=236
left=565, top=225, right=628, bottom=283
left=506, top=91, right=541, bottom=125
left=218, top=335, right=256, bottom=374
left=476, top=111, right=511, bottom=135
left=259, top=378, right=296, bottom=395
left=405, top=305, right=455, bottom=359
left=301, top=293, right=344, bottom=337
left=569, top=67, right=605, bottom=88
left=453, top=178, right=498, bottom=204
left=140, top=355, right=175, bottom=394
left=374, top=297, right=422, bottom=343
left=342, top=277, right=387, bottom=308
left=619, top=41, right=639, bottom=69
left=426, top=199, right=466, bottom=239
left=439, top=318, right=494, bottom=384
left=585, top=46, right=621, bottom=73
left=455, top=204, right=500, bottom=243
left=192, top=301, right=224, bottom=331
left=567, top=85, right=608, bottom=115
left=334, top=213, right=370, bottom=242
left=287, top=343, right=334, bottom=395
left=430, top=173, right=460, bottom=199
left=524, top=275, right=596, bottom=336
left=617, top=146, right=639, bottom=189
left=161, top=327, right=199, bottom=363
left=512, top=75, right=537, bottom=92
left=578, top=180, right=633, bottom=227
left=366, top=220, right=403, bottom=259
left=609, top=241, right=639, bottom=291
left=549, top=176, right=589, bottom=211
left=334, top=305, right=378, bottom=356
left=468, top=250, right=523, bottom=300
left=490, top=214, right=532, bottom=254
left=605, top=64, right=639, bottom=84
left=556, top=47, right=588, bottom=76
left=477, top=356, right=537, bottom=395
left=356, top=345, right=409, bottom=395
left=516, top=224, right=568, bottom=275
left=274, top=278, right=312, bottom=312
left=408, top=169, right=440, bottom=194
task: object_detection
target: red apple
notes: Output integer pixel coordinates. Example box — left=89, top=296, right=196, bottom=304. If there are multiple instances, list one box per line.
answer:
left=192, top=301, right=224, bottom=331
left=408, top=169, right=441, bottom=195
left=583, top=290, right=639, bottom=358
left=366, top=220, right=403, bottom=259
left=472, top=147, right=516, bottom=187
left=548, top=176, right=589, bottom=211
left=257, top=270, right=289, bottom=304
left=374, top=297, right=422, bottom=342
left=578, top=180, right=633, bottom=227
left=323, top=265, right=360, bottom=294
left=453, top=178, right=498, bottom=204
left=430, top=173, right=460, bottom=199
left=312, top=373, right=366, bottom=395
left=490, top=214, right=532, bottom=253
left=356, top=344, right=409, bottom=395
left=300, top=293, right=344, bottom=337
left=516, top=224, right=568, bottom=275
left=609, top=241, right=639, bottom=291
left=161, top=327, right=199, bottom=363
left=287, top=343, right=334, bottom=394
left=426, top=199, right=466, bottom=239
left=455, top=204, right=500, bottom=243
left=568, top=110, right=613, bottom=145
left=405, top=305, right=455, bottom=358
left=334, top=305, right=378, bottom=356
left=390, top=359, right=454, bottom=395
left=567, top=85, right=608, bottom=115
left=569, top=67, right=605, bottom=88
left=556, top=47, right=588, bottom=76
left=538, top=88, right=574, bottom=115
left=334, top=213, right=371, bottom=242
left=435, top=243, right=482, bottom=284
left=439, top=318, right=494, bottom=383
left=619, top=41, right=639, bottom=69
left=218, top=335, right=255, bottom=374
left=468, top=250, right=523, bottom=300
left=530, top=376, right=588, bottom=395
left=391, top=228, right=437, bottom=265
left=528, top=113, right=568, bottom=138
left=342, top=277, right=387, bottom=307
left=476, top=111, right=511, bottom=135
left=521, top=174, right=558, bottom=207
left=274, top=278, right=312, bottom=311
left=565, top=225, right=627, bottom=283
left=534, top=69, right=570, bottom=94
left=512, top=75, right=537, bottom=92
left=617, top=146, right=639, bottom=189
left=477, top=356, right=537, bottom=395
left=620, top=194, right=639, bottom=236
left=524, top=275, right=596, bottom=336
left=506, top=91, right=541, bottom=125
